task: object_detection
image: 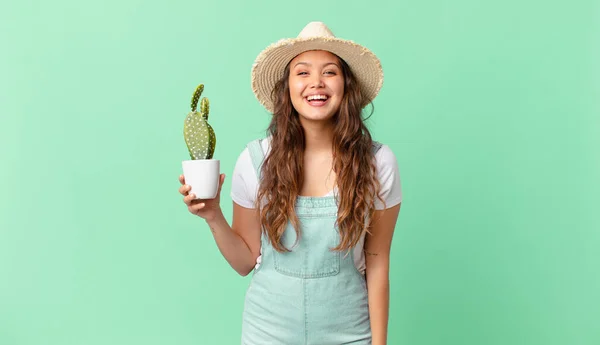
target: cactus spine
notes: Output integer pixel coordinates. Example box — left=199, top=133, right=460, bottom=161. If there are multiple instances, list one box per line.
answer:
left=184, top=84, right=216, bottom=159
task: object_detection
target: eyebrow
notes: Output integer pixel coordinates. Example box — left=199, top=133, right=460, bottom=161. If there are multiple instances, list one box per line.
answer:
left=293, top=62, right=340, bottom=68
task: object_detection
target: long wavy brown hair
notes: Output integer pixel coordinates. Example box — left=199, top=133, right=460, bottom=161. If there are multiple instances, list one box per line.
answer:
left=255, top=52, right=385, bottom=252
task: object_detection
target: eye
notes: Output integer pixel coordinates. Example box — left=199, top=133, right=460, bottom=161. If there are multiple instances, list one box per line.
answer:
left=324, top=70, right=337, bottom=75
left=297, top=71, right=308, bottom=76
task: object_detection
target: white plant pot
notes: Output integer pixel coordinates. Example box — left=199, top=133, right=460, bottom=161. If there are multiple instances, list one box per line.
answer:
left=182, top=159, right=220, bottom=199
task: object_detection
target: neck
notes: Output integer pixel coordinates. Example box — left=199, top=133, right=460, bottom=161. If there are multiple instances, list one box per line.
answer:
left=301, top=119, right=334, bottom=153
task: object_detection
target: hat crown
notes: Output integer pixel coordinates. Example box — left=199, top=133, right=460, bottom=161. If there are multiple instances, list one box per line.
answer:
left=297, top=21, right=335, bottom=39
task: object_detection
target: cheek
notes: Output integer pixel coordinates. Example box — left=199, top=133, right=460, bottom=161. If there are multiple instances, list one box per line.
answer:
left=288, top=78, right=304, bottom=96
left=288, top=82, right=304, bottom=109
left=333, top=80, right=345, bottom=99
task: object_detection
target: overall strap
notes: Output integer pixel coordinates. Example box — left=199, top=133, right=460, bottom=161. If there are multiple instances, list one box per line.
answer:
left=372, top=141, right=383, bottom=155
left=246, top=139, right=265, bottom=178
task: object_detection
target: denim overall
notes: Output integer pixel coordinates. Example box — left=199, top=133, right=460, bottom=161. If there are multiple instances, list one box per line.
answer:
left=241, top=139, right=381, bottom=345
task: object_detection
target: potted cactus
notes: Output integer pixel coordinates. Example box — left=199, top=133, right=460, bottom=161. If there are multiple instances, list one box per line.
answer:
left=181, top=84, right=220, bottom=199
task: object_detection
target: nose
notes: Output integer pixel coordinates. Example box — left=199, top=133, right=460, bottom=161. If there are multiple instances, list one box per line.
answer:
left=309, top=74, right=325, bottom=88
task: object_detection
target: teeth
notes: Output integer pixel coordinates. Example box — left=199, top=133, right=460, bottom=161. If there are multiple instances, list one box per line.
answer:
left=307, top=95, right=328, bottom=101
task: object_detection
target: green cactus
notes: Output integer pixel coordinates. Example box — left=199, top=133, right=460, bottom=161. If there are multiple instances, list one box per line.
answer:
left=184, top=84, right=216, bottom=159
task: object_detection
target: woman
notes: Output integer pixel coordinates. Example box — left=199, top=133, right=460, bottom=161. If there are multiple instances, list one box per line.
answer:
left=179, top=22, right=402, bottom=345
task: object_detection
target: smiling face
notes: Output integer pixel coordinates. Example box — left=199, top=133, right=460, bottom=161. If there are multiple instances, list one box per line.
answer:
left=288, top=50, right=345, bottom=124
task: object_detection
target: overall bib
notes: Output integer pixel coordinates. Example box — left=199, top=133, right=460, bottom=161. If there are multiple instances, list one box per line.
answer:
left=241, top=139, right=381, bottom=345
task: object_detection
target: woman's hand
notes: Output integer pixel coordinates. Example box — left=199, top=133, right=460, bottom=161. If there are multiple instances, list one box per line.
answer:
left=179, top=174, right=226, bottom=222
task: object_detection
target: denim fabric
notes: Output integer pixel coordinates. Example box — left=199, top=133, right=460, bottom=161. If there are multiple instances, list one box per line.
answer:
left=240, top=139, right=372, bottom=345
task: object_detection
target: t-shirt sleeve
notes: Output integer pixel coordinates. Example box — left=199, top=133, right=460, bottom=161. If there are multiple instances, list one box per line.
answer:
left=230, top=147, right=258, bottom=209
left=374, top=145, right=402, bottom=210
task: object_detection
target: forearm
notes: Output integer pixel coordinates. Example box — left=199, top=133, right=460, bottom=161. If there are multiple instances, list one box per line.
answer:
left=364, top=204, right=399, bottom=344
left=367, top=267, right=390, bottom=345
left=206, top=210, right=256, bottom=276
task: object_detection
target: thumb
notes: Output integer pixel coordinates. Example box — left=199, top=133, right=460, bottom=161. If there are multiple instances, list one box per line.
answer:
left=218, top=174, right=226, bottom=192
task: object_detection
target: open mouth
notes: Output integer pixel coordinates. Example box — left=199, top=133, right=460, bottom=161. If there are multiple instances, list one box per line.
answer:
left=304, top=94, right=330, bottom=106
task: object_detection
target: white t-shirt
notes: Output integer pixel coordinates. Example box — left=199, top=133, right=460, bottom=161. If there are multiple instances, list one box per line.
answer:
left=230, top=137, right=402, bottom=274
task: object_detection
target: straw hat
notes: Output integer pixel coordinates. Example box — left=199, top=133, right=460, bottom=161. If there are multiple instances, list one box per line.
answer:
left=251, top=21, right=384, bottom=113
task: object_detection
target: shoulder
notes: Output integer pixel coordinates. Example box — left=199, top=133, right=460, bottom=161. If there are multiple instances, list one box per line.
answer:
left=259, top=136, right=272, bottom=153
left=236, top=137, right=269, bottom=157
left=243, top=136, right=272, bottom=155
left=231, top=138, right=268, bottom=208
left=233, top=136, right=274, bottom=175
left=373, top=143, right=398, bottom=169
left=371, top=142, right=402, bottom=209
left=232, top=147, right=253, bottom=176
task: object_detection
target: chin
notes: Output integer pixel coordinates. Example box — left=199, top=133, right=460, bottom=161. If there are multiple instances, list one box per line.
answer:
left=299, top=111, right=336, bottom=122
left=298, top=106, right=340, bottom=121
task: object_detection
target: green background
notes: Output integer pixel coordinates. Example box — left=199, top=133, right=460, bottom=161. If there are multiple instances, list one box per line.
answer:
left=1, top=0, right=599, bottom=344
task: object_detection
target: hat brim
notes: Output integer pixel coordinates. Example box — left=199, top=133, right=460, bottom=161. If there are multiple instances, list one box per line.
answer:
left=251, top=36, right=383, bottom=113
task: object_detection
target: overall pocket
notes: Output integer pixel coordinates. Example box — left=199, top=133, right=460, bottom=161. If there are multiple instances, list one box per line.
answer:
left=273, top=215, right=341, bottom=278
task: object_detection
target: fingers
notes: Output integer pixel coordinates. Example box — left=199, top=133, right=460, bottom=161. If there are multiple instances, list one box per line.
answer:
left=183, top=193, right=196, bottom=205
left=185, top=194, right=207, bottom=215
left=188, top=202, right=206, bottom=214
left=183, top=192, right=207, bottom=209
left=180, top=174, right=225, bottom=215
left=179, top=175, right=190, bottom=196
left=179, top=183, right=191, bottom=196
